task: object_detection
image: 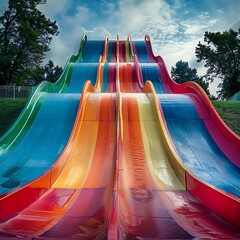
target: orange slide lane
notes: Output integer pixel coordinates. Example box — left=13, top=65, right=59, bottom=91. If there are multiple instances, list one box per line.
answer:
left=41, top=92, right=116, bottom=239
left=119, top=63, right=142, bottom=93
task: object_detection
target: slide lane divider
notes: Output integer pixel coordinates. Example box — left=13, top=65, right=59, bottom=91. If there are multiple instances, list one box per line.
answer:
left=102, top=35, right=109, bottom=63
left=107, top=36, right=121, bottom=238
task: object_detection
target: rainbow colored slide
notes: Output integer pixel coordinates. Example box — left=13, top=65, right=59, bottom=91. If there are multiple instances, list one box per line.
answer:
left=0, top=35, right=239, bottom=239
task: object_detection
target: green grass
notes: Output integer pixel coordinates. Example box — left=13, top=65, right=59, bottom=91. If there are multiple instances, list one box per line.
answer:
left=212, top=100, right=240, bottom=136
left=0, top=98, right=28, bottom=137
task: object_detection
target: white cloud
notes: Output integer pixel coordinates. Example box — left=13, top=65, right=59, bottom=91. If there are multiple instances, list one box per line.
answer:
left=29, top=0, right=238, bottom=96
left=153, top=38, right=199, bottom=71
left=171, top=0, right=181, bottom=9
left=208, top=19, right=219, bottom=25
left=198, top=12, right=209, bottom=19
left=45, top=2, right=112, bottom=66
left=46, top=0, right=179, bottom=66
left=82, top=27, right=111, bottom=39
left=184, top=24, right=207, bottom=34
left=116, top=0, right=176, bottom=37
left=99, top=0, right=118, bottom=16
left=37, top=0, right=69, bottom=19
left=45, top=36, right=73, bottom=66
left=65, top=6, right=96, bottom=26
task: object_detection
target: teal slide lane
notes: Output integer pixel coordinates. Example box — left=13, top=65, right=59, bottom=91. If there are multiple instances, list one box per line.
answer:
left=158, top=94, right=240, bottom=197
left=0, top=94, right=79, bottom=195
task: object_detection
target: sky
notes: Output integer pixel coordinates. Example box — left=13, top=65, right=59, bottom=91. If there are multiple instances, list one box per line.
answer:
left=1, top=0, right=240, bottom=96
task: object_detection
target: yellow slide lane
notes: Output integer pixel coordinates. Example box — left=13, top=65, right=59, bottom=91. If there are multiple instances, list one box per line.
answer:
left=137, top=93, right=183, bottom=190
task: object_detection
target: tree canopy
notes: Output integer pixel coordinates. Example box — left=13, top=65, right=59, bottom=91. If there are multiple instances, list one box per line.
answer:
left=171, top=60, right=210, bottom=96
left=195, top=28, right=240, bottom=99
left=32, top=60, right=63, bottom=85
left=0, top=0, right=59, bottom=85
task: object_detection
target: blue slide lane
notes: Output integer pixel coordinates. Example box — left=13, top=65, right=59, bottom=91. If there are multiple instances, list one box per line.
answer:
left=82, top=40, right=105, bottom=63
left=67, top=63, right=98, bottom=93
left=158, top=94, right=240, bottom=197
left=140, top=63, right=165, bottom=93
left=134, top=41, right=151, bottom=63
left=0, top=93, right=80, bottom=195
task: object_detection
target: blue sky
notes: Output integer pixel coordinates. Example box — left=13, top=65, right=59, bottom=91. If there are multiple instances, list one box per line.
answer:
left=1, top=0, right=239, bottom=95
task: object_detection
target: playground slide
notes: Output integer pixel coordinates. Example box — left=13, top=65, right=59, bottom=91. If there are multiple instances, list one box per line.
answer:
left=41, top=92, right=116, bottom=239
left=82, top=40, right=105, bottom=63
left=158, top=94, right=240, bottom=197
left=118, top=64, right=141, bottom=93
left=0, top=35, right=239, bottom=238
left=101, top=63, right=117, bottom=93
left=118, top=92, right=192, bottom=239
left=106, top=40, right=117, bottom=63
left=0, top=35, right=106, bottom=155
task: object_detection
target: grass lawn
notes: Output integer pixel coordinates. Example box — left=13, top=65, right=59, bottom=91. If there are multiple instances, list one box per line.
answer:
left=0, top=98, right=28, bottom=137
left=212, top=100, right=240, bottom=136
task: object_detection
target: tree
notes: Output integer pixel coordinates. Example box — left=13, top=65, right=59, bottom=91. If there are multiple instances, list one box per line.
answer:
left=171, top=60, right=210, bottom=95
left=0, top=0, right=59, bottom=85
left=32, top=60, right=63, bottom=85
left=195, top=28, right=240, bottom=99
left=42, top=60, right=63, bottom=83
